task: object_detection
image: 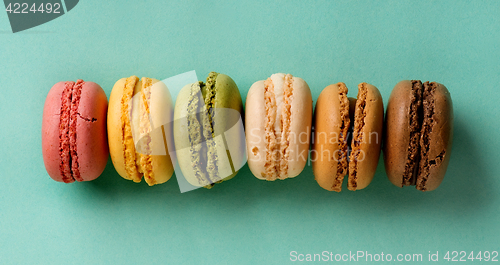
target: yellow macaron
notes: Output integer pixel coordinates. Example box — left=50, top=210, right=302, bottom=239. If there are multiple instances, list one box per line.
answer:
left=108, top=76, right=174, bottom=186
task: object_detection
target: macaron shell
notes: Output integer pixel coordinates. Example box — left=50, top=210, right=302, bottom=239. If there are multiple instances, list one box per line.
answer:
left=311, top=83, right=348, bottom=191
left=348, top=83, right=383, bottom=190
left=287, top=76, right=313, bottom=178
left=173, top=83, right=193, bottom=122
left=75, top=82, right=109, bottom=181
left=107, top=78, right=129, bottom=179
left=417, top=82, right=453, bottom=191
left=148, top=80, right=174, bottom=152
left=311, top=84, right=347, bottom=191
left=150, top=155, right=174, bottom=184
left=214, top=74, right=241, bottom=108
left=245, top=80, right=267, bottom=180
left=42, top=82, right=67, bottom=182
left=213, top=73, right=244, bottom=181
left=148, top=80, right=174, bottom=184
left=383, top=80, right=414, bottom=187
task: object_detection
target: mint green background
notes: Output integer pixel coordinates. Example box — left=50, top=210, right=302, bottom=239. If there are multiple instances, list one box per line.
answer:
left=1, top=1, right=499, bottom=264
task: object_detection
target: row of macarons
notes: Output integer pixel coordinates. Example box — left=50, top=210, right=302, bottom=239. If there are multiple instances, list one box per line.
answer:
left=42, top=72, right=453, bottom=192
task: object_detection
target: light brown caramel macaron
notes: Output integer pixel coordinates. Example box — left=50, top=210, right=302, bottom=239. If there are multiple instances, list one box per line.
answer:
left=312, top=82, right=384, bottom=192
left=246, top=73, right=313, bottom=181
left=384, top=80, right=453, bottom=191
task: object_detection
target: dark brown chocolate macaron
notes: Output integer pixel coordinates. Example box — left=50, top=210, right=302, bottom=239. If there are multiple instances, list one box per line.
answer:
left=312, top=82, right=384, bottom=192
left=384, top=80, right=453, bottom=191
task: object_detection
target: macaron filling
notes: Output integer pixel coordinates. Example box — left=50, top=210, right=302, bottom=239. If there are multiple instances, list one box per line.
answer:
left=58, top=80, right=85, bottom=183
left=331, top=83, right=376, bottom=191
left=59, top=82, right=73, bottom=183
left=138, top=78, right=154, bottom=185
left=263, top=78, right=278, bottom=180
left=121, top=76, right=142, bottom=182
left=403, top=80, right=423, bottom=186
left=262, top=74, right=294, bottom=180
left=119, top=76, right=158, bottom=185
left=69, top=80, right=84, bottom=182
left=186, top=72, right=223, bottom=188
left=202, top=73, right=220, bottom=185
left=416, top=82, right=445, bottom=191
left=348, top=83, right=368, bottom=190
left=279, top=75, right=293, bottom=178
left=187, top=82, right=208, bottom=186
left=331, top=83, right=350, bottom=192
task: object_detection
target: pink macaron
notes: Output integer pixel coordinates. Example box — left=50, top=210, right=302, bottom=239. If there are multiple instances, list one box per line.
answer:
left=42, top=80, right=109, bottom=183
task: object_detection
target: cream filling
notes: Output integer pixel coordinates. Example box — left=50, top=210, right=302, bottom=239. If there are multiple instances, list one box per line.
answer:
left=202, top=73, right=220, bottom=186
left=121, top=76, right=142, bottom=182
left=139, top=78, right=154, bottom=185
left=188, top=82, right=211, bottom=187
left=263, top=73, right=293, bottom=180
left=263, top=79, right=278, bottom=180
left=279, top=74, right=293, bottom=179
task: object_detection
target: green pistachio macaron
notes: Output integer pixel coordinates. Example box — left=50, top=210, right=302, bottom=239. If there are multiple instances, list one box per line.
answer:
left=173, top=72, right=244, bottom=188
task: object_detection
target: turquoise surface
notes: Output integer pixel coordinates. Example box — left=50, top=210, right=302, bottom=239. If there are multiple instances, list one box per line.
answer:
left=1, top=1, right=499, bottom=264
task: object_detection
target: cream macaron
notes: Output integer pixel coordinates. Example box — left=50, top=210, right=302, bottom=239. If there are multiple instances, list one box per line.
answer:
left=245, top=73, right=313, bottom=181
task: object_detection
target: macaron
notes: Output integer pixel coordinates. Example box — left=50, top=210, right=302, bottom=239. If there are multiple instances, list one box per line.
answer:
left=246, top=73, right=313, bottom=180
left=312, top=82, right=384, bottom=191
left=173, top=72, right=245, bottom=188
left=384, top=80, right=453, bottom=191
left=108, top=76, right=174, bottom=186
left=42, top=80, right=108, bottom=183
